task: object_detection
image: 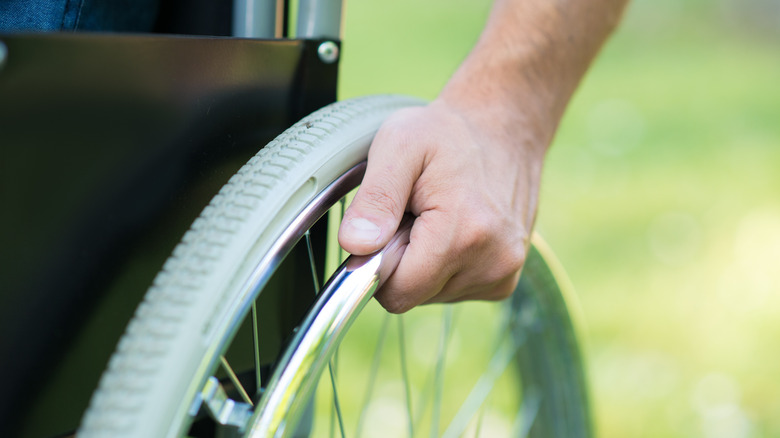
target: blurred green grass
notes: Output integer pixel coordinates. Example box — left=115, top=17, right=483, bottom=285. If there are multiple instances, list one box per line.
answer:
left=339, top=0, right=780, bottom=436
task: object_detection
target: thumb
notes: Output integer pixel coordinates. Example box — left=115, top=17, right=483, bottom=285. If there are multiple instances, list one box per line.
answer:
left=338, top=132, right=421, bottom=256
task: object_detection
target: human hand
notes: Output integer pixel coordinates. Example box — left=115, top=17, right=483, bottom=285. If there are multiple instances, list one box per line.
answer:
left=337, top=99, right=547, bottom=313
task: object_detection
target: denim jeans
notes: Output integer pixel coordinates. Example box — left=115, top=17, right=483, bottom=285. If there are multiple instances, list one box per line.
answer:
left=0, top=0, right=159, bottom=32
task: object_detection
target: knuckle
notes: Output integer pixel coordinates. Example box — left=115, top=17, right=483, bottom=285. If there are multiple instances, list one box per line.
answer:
left=503, top=242, right=527, bottom=274
left=470, top=220, right=494, bottom=247
left=464, top=236, right=527, bottom=287
left=374, top=111, right=418, bottom=147
left=383, top=106, right=425, bottom=129
left=487, top=243, right=526, bottom=285
left=458, top=215, right=496, bottom=251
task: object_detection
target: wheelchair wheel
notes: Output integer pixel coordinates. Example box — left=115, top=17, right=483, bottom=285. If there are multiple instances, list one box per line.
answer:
left=78, top=95, right=591, bottom=437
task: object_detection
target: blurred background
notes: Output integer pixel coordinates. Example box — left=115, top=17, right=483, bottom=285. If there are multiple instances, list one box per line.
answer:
left=338, top=0, right=780, bottom=436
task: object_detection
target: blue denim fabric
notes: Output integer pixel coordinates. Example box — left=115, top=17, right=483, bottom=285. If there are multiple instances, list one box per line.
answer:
left=0, top=0, right=159, bottom=32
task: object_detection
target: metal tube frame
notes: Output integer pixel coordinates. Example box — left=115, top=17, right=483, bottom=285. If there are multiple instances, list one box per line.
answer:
left=232, top=0, right=343, bottom=40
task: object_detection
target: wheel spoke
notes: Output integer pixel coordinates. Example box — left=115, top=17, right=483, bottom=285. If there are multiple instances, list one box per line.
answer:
left=219, top=356, right=253, bottom=406
left=251, top=302, right=262, bottom=395
left=329, top=361, right=347, bottom=438
left=355, top=313, right=391, bottom=438
left=431, top=306, right=453, bottom=438
left=474, top=405, right=486, bottom=437
left=398, top=314, right=414, bottom=437
left=441, top=303, right=522, bottom=437
left=305, top=229, right=321, bottom=294
left=441, top=327, right=521, bottom=438
left=412, top=308, right=457, bottom=436
left=317, top=218, right=341, bottom=438
left=413, top=370, right=435, bottom=435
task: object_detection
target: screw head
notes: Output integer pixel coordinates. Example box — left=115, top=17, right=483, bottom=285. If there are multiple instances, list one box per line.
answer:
left=317, top=41, right=339, bottom=64
left=0, top=41, right=7, bottom=71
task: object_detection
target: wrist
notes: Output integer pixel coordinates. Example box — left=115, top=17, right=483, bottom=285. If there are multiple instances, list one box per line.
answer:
left=436, top=70, right=557, bottom=159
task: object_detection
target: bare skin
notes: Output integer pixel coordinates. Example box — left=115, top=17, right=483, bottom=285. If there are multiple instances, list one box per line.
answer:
left=338, top=0, right=629, bottom=313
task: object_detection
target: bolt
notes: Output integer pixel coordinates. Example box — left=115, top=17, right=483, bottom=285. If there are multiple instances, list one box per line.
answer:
left=317, top=41, right=339, bottom=64
left=0, top=40, right=7, bottom=71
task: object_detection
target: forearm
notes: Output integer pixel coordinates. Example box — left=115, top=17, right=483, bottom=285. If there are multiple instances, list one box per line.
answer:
left=440, top=0, right=628, bottom=151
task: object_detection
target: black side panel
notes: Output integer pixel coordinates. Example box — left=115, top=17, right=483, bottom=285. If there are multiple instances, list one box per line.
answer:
left=0, top=34, right=338, bottom=437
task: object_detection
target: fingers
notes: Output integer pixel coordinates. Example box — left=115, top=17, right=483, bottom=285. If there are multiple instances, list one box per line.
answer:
left=430, top=269, right=522, bottom=305
left=373, top=210, right=456, bottom=313
left=372, top=201, right=527, bottom=313
left=338, top=112, right=425, bottom=255
left=374, top=203, right=528, bottom=313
